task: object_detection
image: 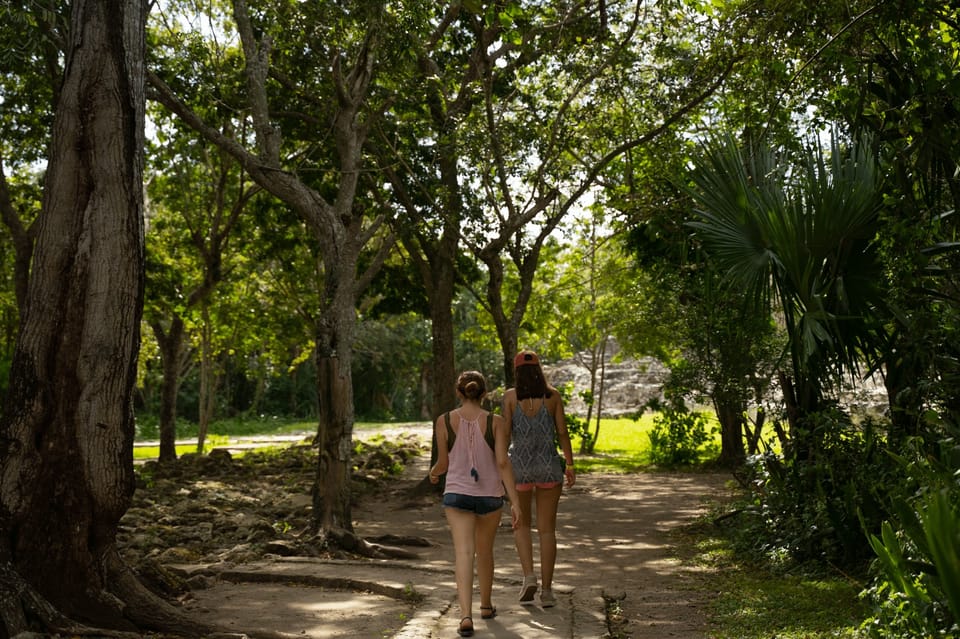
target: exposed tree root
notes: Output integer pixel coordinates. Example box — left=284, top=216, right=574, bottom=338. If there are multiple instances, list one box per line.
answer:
left=325, top=527, right=426, bottom=559
left=407, top=474, right=438, bottom=498
left=0, top=560, right=143, bottom=639
left=602, top=590, right=630, bottom=639
left=0, top=556, right=298, bottom=639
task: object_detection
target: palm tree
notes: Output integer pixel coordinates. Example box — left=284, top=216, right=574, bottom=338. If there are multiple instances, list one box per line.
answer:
left=684, top=131, right=886, bottom=457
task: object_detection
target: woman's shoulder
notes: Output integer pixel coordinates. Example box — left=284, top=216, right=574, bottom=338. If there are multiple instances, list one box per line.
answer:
left=545, top=387, right=565, bottom=407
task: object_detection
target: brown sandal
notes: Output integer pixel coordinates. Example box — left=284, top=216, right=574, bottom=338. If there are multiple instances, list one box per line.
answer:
left=457, top=616, right=474, bottom=637
left=480, top=605, right=497, bottom=619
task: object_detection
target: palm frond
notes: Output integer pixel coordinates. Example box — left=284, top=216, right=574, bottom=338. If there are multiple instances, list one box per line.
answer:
left=685, top=130, right=886, bottom=400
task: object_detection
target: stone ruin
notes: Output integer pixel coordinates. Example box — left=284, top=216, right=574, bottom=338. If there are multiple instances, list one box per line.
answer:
left=542, top=354, right=668, bottom=418
left=539, top=351, right=889, bottom=419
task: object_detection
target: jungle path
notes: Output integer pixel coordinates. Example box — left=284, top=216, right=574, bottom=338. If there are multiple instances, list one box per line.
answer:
left=174, top=426, right=733, bottom=638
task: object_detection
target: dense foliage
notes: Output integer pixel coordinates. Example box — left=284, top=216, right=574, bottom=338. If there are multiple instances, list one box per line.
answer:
left=1, top=0, right=959, bottom=636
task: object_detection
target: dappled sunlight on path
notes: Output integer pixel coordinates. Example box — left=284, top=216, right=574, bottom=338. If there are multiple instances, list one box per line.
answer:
left=558, top=472, right=730, bottom=637
left=172, top=425, right=734, bottom=638
left=352, top=446, right=733, bottom=638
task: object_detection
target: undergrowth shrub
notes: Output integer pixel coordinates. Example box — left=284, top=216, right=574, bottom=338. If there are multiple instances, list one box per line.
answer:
left=645, top=392, right=714, bottom=466
left=731, top=407, right=899, bottom=570
left=857, top=421, right=960, bottom=638
left=557, top=382, right=593, bottom=452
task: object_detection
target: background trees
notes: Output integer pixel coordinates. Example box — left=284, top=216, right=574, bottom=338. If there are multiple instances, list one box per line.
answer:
left=147, top=0, right=398, bottom=532
left=1, top=0, right=959, bottom=635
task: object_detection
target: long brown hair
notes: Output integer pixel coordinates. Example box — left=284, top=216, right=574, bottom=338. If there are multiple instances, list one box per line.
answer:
left=514, top=360, right=552, bottom=401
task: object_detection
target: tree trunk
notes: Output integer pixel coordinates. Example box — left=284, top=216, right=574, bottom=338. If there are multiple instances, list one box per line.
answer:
left=590, top=344, right=607, bottom=454
left=196, top=307, right=219, bottom=454
left=715, top=400, right=746, bottom=467
left=0, top=1, right=198, bottom=634
left=150, top=317, right=186, bottom=463
left=422, top=261, right=456, bottom=493
left=430, top=278, right=457, bottom=419
left=312, top=303, right=356, bottom=532
left=882, top=347, right=924, bottom=445
left=0, top=163, right=35, bottom=312
left=394, top=215, right=459, bottom=492
left=148, top=0, right=394, bottom=557
left=483, top=253, right=520, bottom=387
left=745, top=406, right=766, bottom=455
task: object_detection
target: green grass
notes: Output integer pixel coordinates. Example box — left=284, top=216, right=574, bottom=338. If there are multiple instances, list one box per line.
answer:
left=134, top=415, right=317, bottom=441
left=571, top=415, right=657, bottom=473
left=708, top=575, right=864, bottom=639
left=132, top=417, right=419, bottom=460
left=688, top=533, right=866, bottom=639
left=134, top=415, right=418, bottom=442
left=134, top=444, right=199, bottom=459
left=572, top=413, right=723, bottom=473
left=592, top=415, right=658, bottom=452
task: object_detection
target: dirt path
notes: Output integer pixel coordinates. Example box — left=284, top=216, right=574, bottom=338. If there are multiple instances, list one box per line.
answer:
left=177, top=432, right=734, bottom=638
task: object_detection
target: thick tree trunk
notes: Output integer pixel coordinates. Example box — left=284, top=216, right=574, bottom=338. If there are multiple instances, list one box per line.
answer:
left=882, top=347, right=924, bottom=445
left=197, top=309, right=219, bottom=454
left=150, top=0, right=393, bottom=544
left=430, top=284, right=457, bottom=418
left=484, top=254, right=520, bottom=387
left=0, top=1, right=200, bottom=635
left=0, top=164, right=35, bottom=312
left=422, top=235, right=457, bottom=492
left=590, top=346, right=607, bottom=455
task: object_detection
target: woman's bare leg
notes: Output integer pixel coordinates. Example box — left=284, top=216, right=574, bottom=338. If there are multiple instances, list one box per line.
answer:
left=475, top=510, right=501, bottom=609
left=534, top=484, right=563, bottom=590
left=512, top=489, right=536, bottom=578
left=445, top=507, right=476, bottom=623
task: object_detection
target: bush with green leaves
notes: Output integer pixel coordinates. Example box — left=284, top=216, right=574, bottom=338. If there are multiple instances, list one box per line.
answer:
left=857, top=426, right=960, bottom=638
left=556, top=382, right=593, bottom=452
left=644, top=392, right=714, bottom=467
left=732, top=407, right=900, bottom=570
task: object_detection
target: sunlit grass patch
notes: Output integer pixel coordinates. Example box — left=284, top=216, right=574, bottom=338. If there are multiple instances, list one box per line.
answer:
left=575, top=451, right=649, bottom=473
left=589, top=415, right=658, bottom=453
left=683, top=518, right=867, bottom=639
left=133, top=444, right=197, bottom=460
left=705, top=570, right=864, bottom=638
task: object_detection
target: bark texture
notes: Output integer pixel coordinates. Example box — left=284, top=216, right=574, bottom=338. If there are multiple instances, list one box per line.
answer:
left=0, top=1, right=200, bottom=636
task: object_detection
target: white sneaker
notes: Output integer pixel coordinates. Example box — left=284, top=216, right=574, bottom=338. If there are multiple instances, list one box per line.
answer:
left=540, top=588, right=556, bottom=608
left=519, top=575, right=538, bottom=604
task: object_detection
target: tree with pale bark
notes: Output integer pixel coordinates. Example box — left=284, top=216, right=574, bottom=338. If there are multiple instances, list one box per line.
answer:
left=147, top=0, right=396, bottom=532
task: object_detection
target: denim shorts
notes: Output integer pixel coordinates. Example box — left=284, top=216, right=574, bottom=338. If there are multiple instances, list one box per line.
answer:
left=443, top=493, right=505, bottom=515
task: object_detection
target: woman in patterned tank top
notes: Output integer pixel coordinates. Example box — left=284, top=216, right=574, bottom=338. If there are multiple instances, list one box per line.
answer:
left=502, top=350, right=576, bottom=608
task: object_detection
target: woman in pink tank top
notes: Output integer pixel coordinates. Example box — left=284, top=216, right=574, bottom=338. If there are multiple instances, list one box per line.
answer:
left=429, top=370, right=521, bottom=637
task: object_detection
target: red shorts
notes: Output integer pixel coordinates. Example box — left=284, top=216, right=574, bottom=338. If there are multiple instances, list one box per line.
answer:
left=516, top=481, right=562, bottom=492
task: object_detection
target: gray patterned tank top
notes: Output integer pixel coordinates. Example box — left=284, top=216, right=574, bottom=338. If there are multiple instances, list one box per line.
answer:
left=509, top=400, right=564, bottom=485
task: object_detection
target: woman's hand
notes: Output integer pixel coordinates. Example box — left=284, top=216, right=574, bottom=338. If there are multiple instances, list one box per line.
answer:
left=510, top=502, right=520, bottom=529
left=429, top=469, right=441, bottom=484
left=564, top=466, right=576, bottom=487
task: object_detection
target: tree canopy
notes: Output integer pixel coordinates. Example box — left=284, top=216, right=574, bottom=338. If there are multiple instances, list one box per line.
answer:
left=1, top=1, right=960, bottom=636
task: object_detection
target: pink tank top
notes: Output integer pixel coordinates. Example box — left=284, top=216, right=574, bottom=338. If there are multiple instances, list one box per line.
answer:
left=443, top=413, right=503, bottom=498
